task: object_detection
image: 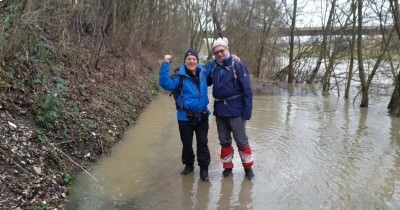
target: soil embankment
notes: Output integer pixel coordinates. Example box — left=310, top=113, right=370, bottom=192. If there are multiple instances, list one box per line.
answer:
left=0, top=38, right=158, bottom=209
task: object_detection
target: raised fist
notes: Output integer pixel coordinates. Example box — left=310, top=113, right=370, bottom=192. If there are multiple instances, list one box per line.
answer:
left=164, top=55, right=172, bottom=63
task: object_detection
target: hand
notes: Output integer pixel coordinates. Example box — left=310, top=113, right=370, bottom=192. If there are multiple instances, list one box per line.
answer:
left=164, top=55, right=173, bottom=63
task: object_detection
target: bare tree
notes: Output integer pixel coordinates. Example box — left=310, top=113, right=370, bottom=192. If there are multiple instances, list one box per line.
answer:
left=307, top=0, right=337, bottom=84
left=255, top=1, right=281, bottom=78
left=182, top=0, right=212, bottom=50
left=356, top=0, right=393, bottom=107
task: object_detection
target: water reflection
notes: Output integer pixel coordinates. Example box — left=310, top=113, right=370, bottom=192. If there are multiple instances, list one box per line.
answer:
left=195, top=180, right=211, bottom=209
left=381, top=116, right=400, bottom=209
left=180, top=174, right=212, bottom=209
left=181, top=175, right=195, bottom=209
left=236, top=180, right=253, bottom=209
left=217, top=176, right=233, bottom=210
left=214, top=176, right=254, bottom=210
left=67, top=92, right=400, bottom=210
left=356, top=107, right=369, bottom=138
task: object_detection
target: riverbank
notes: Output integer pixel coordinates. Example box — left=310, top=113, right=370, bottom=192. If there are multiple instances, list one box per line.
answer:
left=0, top=45, right=158, bottom=209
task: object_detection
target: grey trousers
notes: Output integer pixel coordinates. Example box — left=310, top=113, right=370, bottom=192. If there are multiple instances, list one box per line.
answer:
left=216, top=116, right=249, bottom=149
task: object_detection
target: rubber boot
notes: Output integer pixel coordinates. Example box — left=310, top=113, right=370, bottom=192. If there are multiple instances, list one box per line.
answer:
left=181, top=164, right=194, bottom=175
left=244, top=168, right=255, bottom=179
left=222, top=168, right=232, bottom=177
left=200, top=167, right=209, bottom=181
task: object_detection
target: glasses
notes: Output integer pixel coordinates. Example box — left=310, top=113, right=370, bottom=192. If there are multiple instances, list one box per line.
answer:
left=213, top=49, right=225, bottom=55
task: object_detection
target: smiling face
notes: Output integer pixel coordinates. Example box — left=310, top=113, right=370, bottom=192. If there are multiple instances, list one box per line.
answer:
left=184, top=55, right=198, bottom=72
left=213, top=46, right=229, bottom=62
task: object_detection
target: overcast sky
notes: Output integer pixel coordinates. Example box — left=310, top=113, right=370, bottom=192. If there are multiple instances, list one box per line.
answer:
left=296, top=0, right=338, bottom=27
left=294, top=0, right=389, bottom=27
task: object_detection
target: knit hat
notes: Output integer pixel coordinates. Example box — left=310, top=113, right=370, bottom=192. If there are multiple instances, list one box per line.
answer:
left=212, top=37, right=229, bottom=50
left=184, top=48, right=199, bottom=62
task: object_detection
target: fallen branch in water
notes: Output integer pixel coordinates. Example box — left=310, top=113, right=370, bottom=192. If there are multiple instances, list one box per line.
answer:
left=49, top=144, right=98, bottom=182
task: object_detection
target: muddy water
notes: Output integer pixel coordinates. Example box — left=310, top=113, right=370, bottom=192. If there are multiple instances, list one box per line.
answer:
left=67, top=91, right=400, bottom=210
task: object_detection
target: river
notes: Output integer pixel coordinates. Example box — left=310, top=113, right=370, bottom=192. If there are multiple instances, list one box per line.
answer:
left=66, top=88, right=400, bottom=210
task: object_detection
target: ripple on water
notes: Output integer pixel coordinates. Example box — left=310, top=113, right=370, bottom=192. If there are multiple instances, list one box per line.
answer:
left=67, top=93, right=400, bottom=210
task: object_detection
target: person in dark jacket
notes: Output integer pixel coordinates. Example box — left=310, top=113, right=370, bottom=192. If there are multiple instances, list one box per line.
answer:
left=208, top=37, right=255, bottom=179
left=159, top=48, right=211, bottom=181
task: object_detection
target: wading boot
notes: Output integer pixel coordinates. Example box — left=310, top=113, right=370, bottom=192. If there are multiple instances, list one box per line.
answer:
left=244, top=168, right=255, bottom=180
left=200, top=167, right=209, bottom=181
left=180, top=164, right=194, bottom=175
left=222, top=168, right=232, bottom=177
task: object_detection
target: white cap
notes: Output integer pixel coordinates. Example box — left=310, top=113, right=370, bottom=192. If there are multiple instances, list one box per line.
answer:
left=212, top=37, right=229, bottom=50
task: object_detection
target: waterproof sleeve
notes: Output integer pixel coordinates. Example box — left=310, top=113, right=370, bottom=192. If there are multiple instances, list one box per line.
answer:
left=237, top=63, right=253, bottom=120
left=202, top=61, right=215, bottom=86
left=159, top=61, right=179, bottom=91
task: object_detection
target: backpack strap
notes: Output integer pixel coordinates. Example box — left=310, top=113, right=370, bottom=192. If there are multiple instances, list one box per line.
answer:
left=210, top=60, right=237, bottom=80
left=231, top=59, right=237, bottom=80
left=177, top=75, right=184, bottom=95
left=170, top=75, right=185, bottom=110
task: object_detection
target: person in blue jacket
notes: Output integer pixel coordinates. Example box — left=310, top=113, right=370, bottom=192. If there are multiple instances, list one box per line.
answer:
left=208, top=37, right=255, bottom=179
left=159, top=48, right=210, bottom=181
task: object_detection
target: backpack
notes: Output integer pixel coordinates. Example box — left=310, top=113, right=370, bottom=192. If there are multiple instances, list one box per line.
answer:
left=169, top=67, right=185, bottom=110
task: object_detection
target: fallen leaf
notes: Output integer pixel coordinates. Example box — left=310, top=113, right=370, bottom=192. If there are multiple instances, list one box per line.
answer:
left=33, top=166, right=42, bottom=175
left=8, top=121, right=17, bottom=129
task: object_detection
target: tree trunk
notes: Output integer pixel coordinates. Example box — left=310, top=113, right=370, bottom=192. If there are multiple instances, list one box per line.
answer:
left=112, top=0, right=117, bottom=40
left=388, top=0, right=400, bottom=116
left=388, top=74, right=400, bottom=116
left=288, top=0, right=297, bottom=83
left=21, top=0, right=33, bottom=14
left=357, top=0, right=368, bottom=107
left=345, top=0, right=357, bottom=99
left=322, top=48, right=339, bottom=94
left=321, top=61, right=332, bottom=94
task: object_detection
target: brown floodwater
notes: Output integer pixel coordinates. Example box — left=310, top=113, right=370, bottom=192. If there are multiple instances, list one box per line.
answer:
left=66, top=89, right=400, bottom=210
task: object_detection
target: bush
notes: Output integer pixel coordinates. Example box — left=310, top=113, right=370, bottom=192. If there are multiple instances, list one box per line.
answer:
left=62, top=172, right=74, bottom=186
left=33, top=129, right=48, bottom=143
left=33, top=91, right=64, bottom=130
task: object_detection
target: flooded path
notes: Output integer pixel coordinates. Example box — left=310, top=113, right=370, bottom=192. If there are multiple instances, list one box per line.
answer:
left=67, top=91, right=400, bottom=210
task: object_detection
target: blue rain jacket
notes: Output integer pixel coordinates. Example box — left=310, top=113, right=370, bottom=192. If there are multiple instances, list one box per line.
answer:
left=159, top=62, right=210, bottom=121
left=208, top=56, right=253, bottom=120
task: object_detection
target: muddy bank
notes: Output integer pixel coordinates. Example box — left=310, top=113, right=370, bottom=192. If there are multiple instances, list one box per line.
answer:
left=0, top=49, right=158, bottom=209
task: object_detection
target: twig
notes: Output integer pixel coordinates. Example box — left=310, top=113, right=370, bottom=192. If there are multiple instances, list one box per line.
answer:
left=49, top=144, right=98, bottom=182
left=12, top=160, right=31, bottom=175
left=353, top=89, right=361, bottom=105
left=53, top=140, right=74, bottom=145
left=94, top=27, right=105, bottom=71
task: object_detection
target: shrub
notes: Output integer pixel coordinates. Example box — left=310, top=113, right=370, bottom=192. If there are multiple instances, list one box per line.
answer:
left=33, top=91, right=64, bottom=130
left=62, top=172, right=74, bottom=186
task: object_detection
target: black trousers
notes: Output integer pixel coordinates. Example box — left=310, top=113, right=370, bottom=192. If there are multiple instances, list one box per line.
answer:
left=178, top=119, right=210, bottom=167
